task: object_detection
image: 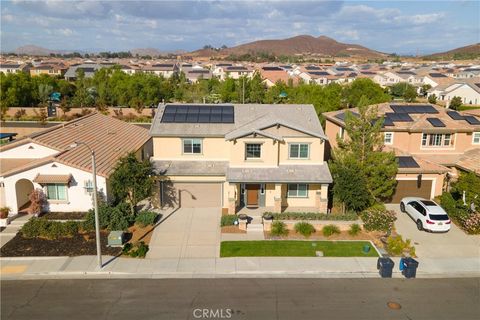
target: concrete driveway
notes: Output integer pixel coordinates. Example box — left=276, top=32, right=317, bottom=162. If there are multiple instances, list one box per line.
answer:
left=146, top=207, right=221, bottom=259
left=387, top=204, right=480, bottom=258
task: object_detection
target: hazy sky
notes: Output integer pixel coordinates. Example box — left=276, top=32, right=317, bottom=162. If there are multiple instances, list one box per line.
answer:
left=1, top=0, right=478, bottom=54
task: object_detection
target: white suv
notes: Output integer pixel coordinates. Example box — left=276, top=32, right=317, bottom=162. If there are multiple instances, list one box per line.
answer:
left=400, top=197, right=451, bottom=232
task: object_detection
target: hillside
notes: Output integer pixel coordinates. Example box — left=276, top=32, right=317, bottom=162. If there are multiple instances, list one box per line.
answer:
left=191, top=35, right=387, bottom=58
left=424, top=43, right=480, bottom=60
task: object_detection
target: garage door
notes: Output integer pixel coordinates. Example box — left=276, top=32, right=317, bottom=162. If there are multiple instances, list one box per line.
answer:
left=165, top=182, right=222, bottom=208
left=389, top=180, right=432, bottom=203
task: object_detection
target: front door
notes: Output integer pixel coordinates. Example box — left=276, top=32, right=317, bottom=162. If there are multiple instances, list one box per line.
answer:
left=246, top=184, right=260, bottom=206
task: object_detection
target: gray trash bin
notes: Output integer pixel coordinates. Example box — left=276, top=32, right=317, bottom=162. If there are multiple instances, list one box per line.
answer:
left=377, top=257, right=394, bottom=278
left=402, top=257, right=419, bottom=278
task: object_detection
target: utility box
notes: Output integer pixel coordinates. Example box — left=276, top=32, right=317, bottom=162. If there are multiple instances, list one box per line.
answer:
left=108, top=231, right=125, bottom=247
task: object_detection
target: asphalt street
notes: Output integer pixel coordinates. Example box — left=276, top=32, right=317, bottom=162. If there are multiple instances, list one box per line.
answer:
left=1, top=278, right=479, bottom=320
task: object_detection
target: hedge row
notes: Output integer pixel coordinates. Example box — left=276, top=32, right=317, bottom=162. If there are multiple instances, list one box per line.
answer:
left=265, top=212, right=358, bottom=221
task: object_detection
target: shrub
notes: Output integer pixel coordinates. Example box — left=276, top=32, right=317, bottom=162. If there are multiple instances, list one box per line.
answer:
left=322, top=224, right=340, bottom=237
left=135, top=211, right=158, bottom=227
left=360, top=208, right=396, bottom=233
left=84, top=202, right=133, bottom=231
left=122, top=243, right=133, bottom=255
left=0, top=207, right=10, bottom=219
left=270, top=221, right=289, bottom=237
left=20, top=218, right=80, bottom=239
left=28, top=189, right=47, bottom=215
left=439, top=193, right=469, bottom=222
left=461, top=213, right=480, bottom=234
left=124, top=241, right=149, bottom=258
left=221, top=215, right=237, bottom=227
left=348, top=223, right=361, bottom=236
left=265, top=212, right=357, bottom=221
left=294, top=222, right=316, bottom=238
left=386, top=235, right=416, bottom=257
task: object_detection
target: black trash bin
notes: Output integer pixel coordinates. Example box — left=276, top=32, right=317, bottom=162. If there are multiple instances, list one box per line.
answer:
left=402, top=257, right=419, bottom=278
left=377, top=257, right=394, bottom=278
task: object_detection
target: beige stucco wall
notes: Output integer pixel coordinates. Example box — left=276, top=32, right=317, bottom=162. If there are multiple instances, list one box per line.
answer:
left=153, top=137, right=229, bottom=160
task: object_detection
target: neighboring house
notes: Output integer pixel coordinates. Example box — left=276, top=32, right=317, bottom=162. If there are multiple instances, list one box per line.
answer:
left=64, top=63, right=106, bottom=81
left=431, top=82, right=480, bottom=105
left=183, top=66, right=212, bottom=83
left=213, top=64, right=254, bottom=80
left=0, top=63, right=29, bottom=75
left=150, top=103, right=332, bottom=214
left=120, top=64, right=140, bottom=75
left=30, top=63, right=67, bottom=77
left=456, top=68, right=480, bottom=79
left=0, top=113, right=152, bottom=216
left=324, top=103, right=480, bottom=203
left=260, top=67, right=297, bottom=87
left=142, top=63, right=178, bottom=78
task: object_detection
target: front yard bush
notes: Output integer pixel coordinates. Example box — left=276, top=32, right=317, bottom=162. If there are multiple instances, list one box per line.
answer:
left=360, top=208, right=396, bottom=233
left=221, top=215, right=237, bottom=227
left=21, top=218, right=80, bottom=239
left=270, top=221, right=289, bottom=236
left=294, top=222, right=316, bottom=238
left=461, top=213, right=480, bottom=234
left=322, top=224, right=340, bottom=237
left=348, top=223, right=361, bottom=236
left=386, top=235, right=416, bottom=257
left=84, top=202, right=133, bottom=231
left=123, top=241, right=149, bottom=258
left=135, top=211, right=158, bottom=227
left=265, top=212, right=357, bottom=221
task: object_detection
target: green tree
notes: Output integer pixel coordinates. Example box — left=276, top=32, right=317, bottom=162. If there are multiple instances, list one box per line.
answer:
left=451, top=172, right=480, bottom=209
left=390, top=82, right=417, bottom=102
left=420, top=84, right=432, bottom=97
left=449, top=96, right=463, bottom=110
left=403, top=85, right=417, bottom=102
left=343, top=78, right=390, bottom=107
left=428, top=94, right=437, bottom=104
left=109, top=153, right=154, bottom=215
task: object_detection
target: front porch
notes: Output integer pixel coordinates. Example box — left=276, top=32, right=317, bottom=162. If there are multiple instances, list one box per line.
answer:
left=226, top=183, right=329, bottom=214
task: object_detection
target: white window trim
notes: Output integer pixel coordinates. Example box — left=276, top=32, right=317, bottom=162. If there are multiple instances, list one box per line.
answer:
left=182, top=138, right=203, bottom=155
left=245, top=143, right=262, bottom=160
left=44, top=183, right=69, bottom=202
left=288, top=143, right=310, bottom=159
left=420, top=133, right=456, bottom=149
left=384, top=132, right=394, bottom=145
left=472, top=132, right=480, bottom=145
left=287, top=184, right=309, bottom=198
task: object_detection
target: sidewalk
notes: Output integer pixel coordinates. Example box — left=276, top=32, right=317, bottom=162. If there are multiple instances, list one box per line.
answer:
left=1, top=255, right=479, bottom=280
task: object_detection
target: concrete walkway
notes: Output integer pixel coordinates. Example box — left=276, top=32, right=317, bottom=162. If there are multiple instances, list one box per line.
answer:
left=1, top=255, right=479, bottom=280
left=147, top=207, right=221, bottom=259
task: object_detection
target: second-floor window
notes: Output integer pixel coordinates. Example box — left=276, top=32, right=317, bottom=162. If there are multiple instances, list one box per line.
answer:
left=473, top=132, right=480, bottom=145
left=245, top=143, right=261, bottom=159
left=384, top=132, right=394, bottom=145
left=183, top=138, right=202, bottom=154
left=289, top=143, right=309, bottom=159
left=421, top=133, right=452, bottom=147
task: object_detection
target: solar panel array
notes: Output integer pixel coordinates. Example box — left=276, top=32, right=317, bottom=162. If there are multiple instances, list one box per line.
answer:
left=429, top=73, right=447, bottom=78
left=161, top=105, right=234, bottom=124
left=464, top=116, right=480, bottom=125
left=385, top=112, right=413, bottom=122
left=334, top=111, right=360, bottom=121
left=390, top=104, right=438, bottom=114
left=305, top=66, right=321, bottom=70
left=309, top=71, right=330, bottom=76
left=262, top=66, right=283, bottom=71
left=447, top=111, right=464, bottom=120
left=396, top=156, right=420, bottom=168
left=427, top=118, right=446, bottom=127
left=383, top=117, right=394, bottom=126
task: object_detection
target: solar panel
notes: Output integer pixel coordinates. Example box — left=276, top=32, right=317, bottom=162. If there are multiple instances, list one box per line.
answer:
left=383, top=117, right=394, bottom=126
left=309, top=71, right=330, bottom=76
left=334, top=111, right=359, bottom=121
left=447, top=111, right=464, bottom=120
left=385, top=112, right=413, bottom=122
left=390, top=104, right=438, bottom=114
left=464, top=116, right=480, bottom=125
left=427, top=118, right=446, bottom=127
left=161, top=105, right=235, bottom=123
left=397, top=156, right=420, bottom=168
left=262, top=66, right=283, bottom=71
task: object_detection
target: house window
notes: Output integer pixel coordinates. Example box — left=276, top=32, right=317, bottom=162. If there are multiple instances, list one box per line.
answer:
left=287, top=184, right=308, bottom=198
left=339, top=127, right=345, bottom=140
left=183, top=138, right=202, bottom=154
left=245, top=143, right=261, bottom=159
left=384, top=132, right=394, bottom=145
left=473, top=132, right=480, bottom=145
left=289, top=143, right=309, bottom=159
left=421, top=133, right=453, bottom=147
left=46, top=184, right=67, bottom=201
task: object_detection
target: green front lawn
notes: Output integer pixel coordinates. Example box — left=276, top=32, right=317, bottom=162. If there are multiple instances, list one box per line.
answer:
left=220, top=240, right=379, bottom=257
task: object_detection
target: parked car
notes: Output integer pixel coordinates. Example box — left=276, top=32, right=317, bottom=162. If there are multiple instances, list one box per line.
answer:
left=400, top=197, right=451, bottom=232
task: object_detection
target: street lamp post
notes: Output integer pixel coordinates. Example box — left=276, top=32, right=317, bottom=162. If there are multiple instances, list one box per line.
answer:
left=70, top=141, right=102, bottom=268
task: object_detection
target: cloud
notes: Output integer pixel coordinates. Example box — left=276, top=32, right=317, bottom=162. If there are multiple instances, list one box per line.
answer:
left=394, top=13, right=445, bottom=25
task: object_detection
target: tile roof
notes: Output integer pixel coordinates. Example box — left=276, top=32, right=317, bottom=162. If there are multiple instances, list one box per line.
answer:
left=151, top=104, right=326, bottom=140
left=456, top=148, right=480, bottom=175
left=227, top=164, right=333, bottom=183
left=153, top=160, right=228, bottom=176
left=0, top=113, right=151, bottom=177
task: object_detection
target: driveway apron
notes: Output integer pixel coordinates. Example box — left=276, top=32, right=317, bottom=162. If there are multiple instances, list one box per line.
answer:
left=147, top=207, right=221, bottom=259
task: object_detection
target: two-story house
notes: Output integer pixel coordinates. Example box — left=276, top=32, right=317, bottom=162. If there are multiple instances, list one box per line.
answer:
left=150, top=103, right=332, bottom=214
left=324, top=103, right=480, bottom=203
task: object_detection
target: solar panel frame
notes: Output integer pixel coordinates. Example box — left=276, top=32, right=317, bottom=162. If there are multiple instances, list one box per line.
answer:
left=161, top=104, right=235, bottom=124
left=383, top=117, right=394, bottom=126
left=464, top=116, right=480, bottom=125
left=447, top=111, right=464, bottom=120
left=427, top=118, right=446, bottom=127
left=390, top=104, right=438, bottom=114
left=397, top=156, right=420, bottom=168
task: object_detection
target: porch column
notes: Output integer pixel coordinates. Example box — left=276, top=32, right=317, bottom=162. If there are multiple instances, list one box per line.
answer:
left=227, top=183, right=237, bottom=214
left=316, top=184, right=329, bottom=213
left=274, top=183, right=282, bottom=213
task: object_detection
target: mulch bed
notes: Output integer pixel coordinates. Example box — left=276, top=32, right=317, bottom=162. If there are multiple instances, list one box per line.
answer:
left=41, top=212, right=87, bottom=220
left=0, top=231, right=122, bottom=257
left=221, top=226, right=246, bottom=234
